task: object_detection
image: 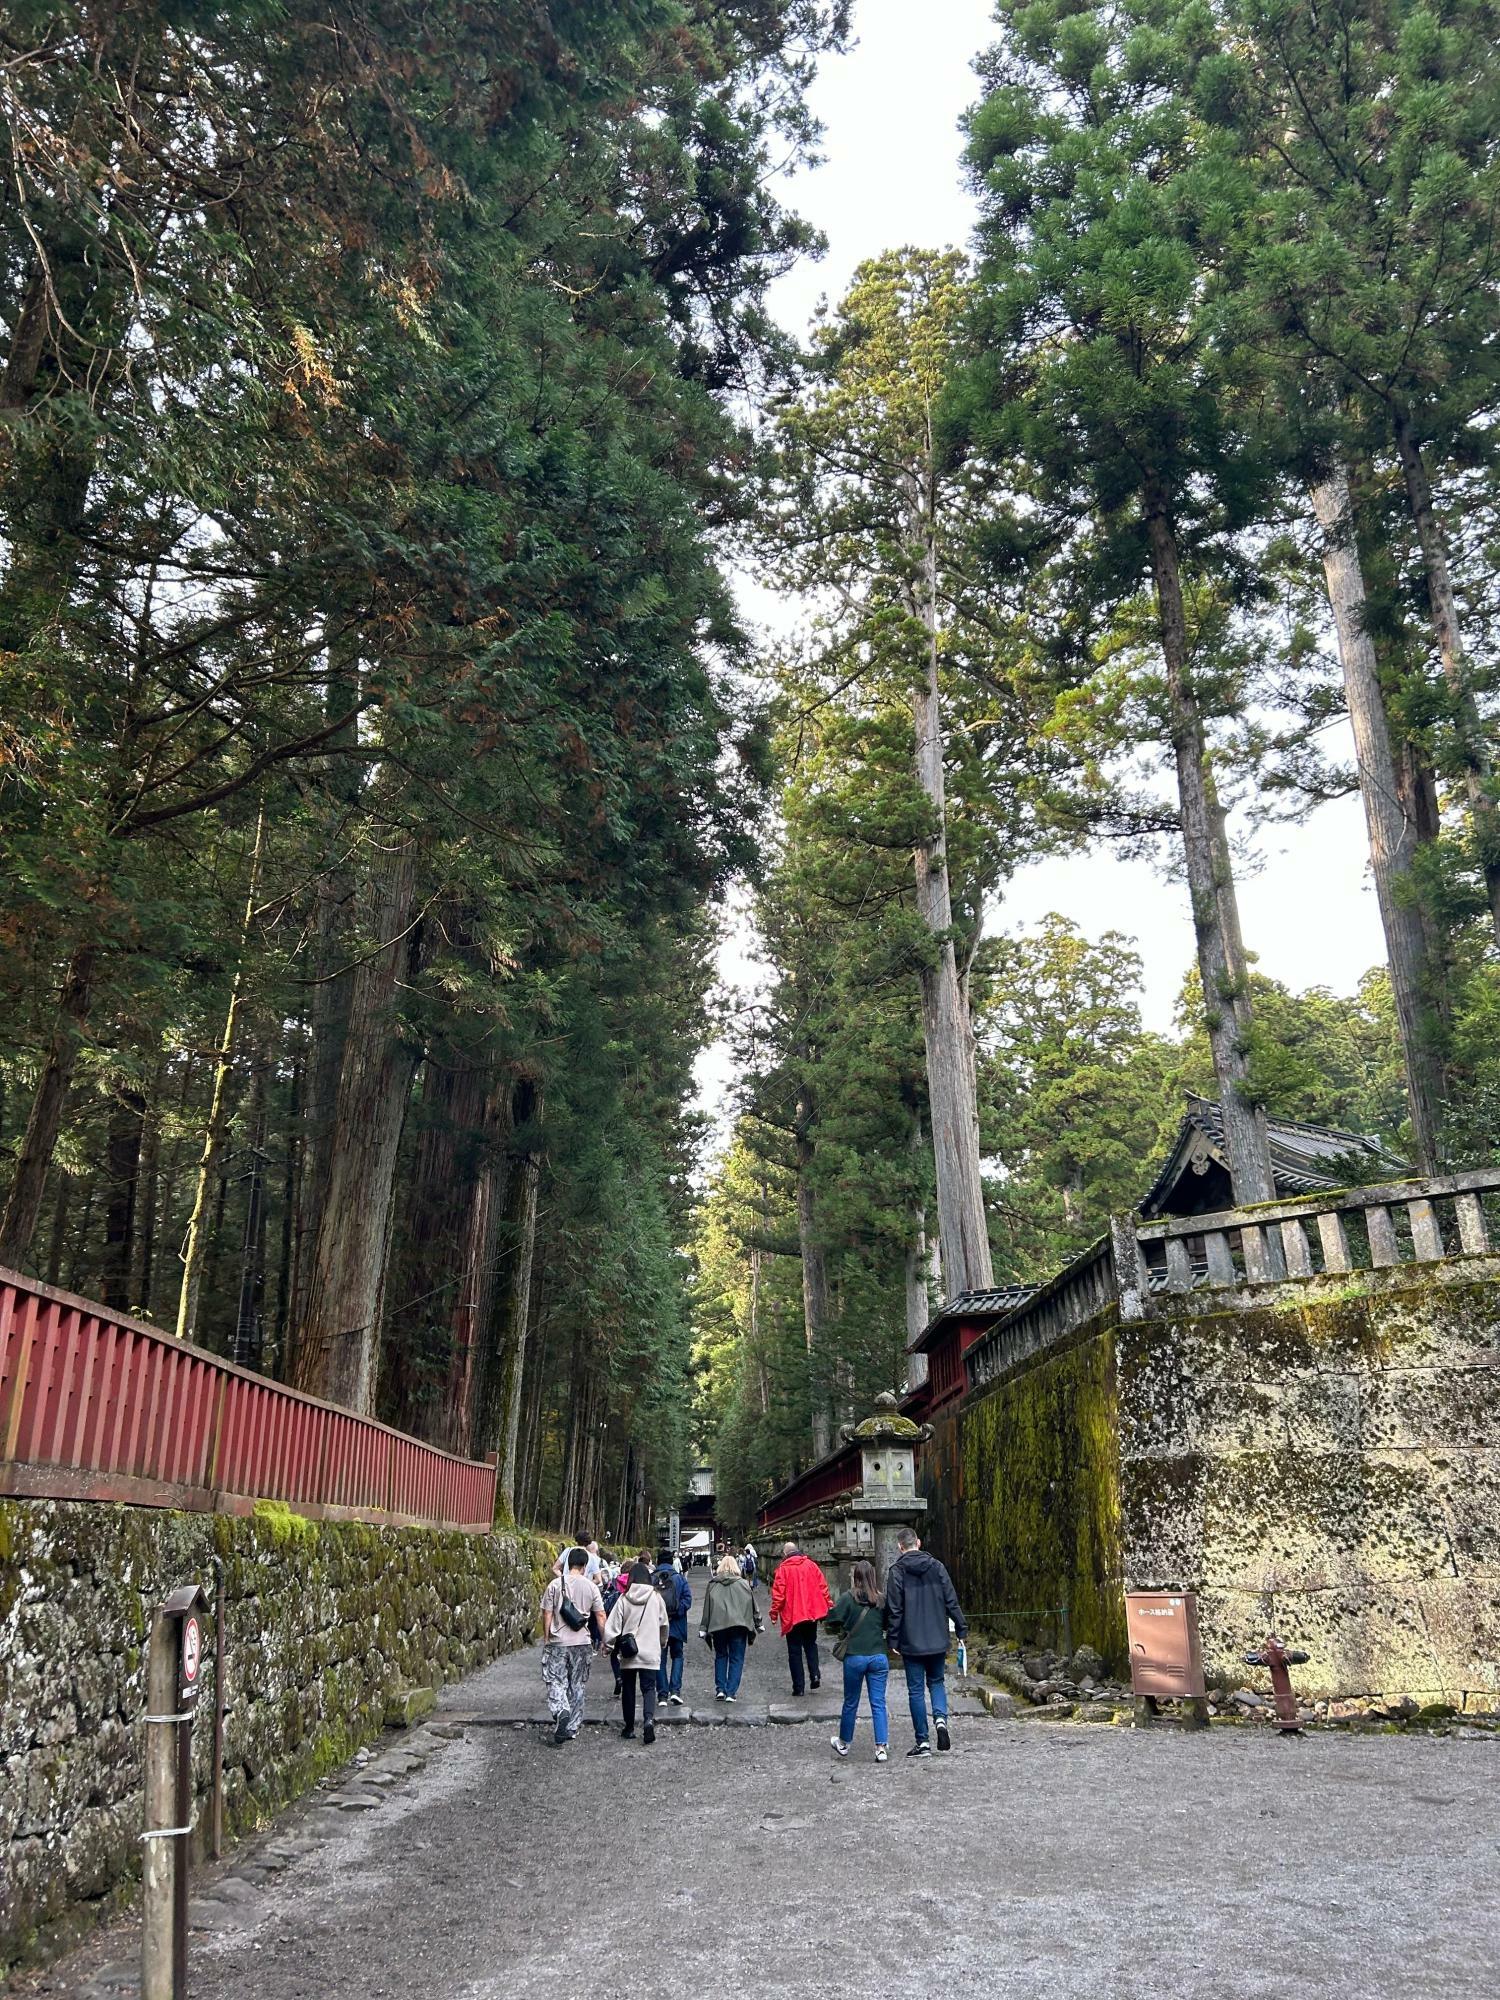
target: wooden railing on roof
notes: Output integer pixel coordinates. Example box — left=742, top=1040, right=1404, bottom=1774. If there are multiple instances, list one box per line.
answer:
left=966, top=1236, right=1115, bottom=1390
left=1118, top=1165, right=1500, bottom=1317
left=0, top=1266, right=498, bottom=1532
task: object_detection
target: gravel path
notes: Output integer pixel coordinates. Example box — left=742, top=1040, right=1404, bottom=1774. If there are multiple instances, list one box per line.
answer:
left=30, top=1605, right=1500, bottom=2000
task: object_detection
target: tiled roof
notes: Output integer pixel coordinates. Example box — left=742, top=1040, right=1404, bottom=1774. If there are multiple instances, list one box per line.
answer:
left=908, top=1283, right=1038, bottom=1351
left=1138, top=1093, right=1403, bottom=1218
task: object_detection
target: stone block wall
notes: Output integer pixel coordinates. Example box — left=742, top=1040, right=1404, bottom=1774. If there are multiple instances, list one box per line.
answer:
left=925, top=1269, right=1500, bottom=1708
left=1120, top=1275, right=1500, bottom=1710
left=924, top=1316, right=1127, bottom=1670
left=0, top=1499, right=554, bottom=1974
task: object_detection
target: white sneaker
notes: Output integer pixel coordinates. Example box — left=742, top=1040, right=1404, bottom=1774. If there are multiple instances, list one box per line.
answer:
left=830, top=1737, right=850, bottom=1758
left=669, top=1693, right=685, bottom=1706
left=724, top=1694, right=736, bottom=1704
left=874, top=1745, right=888, bottom=1762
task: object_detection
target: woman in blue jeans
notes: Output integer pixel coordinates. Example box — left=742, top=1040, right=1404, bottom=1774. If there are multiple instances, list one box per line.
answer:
left=825, top=1561, right=889, bottom=1762
left=699, top=1553, right=762, bottom=1700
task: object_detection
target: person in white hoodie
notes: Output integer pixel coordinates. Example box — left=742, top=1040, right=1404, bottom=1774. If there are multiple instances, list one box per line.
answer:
left=603, top=1559, right=669, bottom=1745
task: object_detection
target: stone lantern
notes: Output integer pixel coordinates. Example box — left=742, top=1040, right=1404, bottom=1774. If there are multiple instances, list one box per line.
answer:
left=830, top=1405, right=931, bottom=1585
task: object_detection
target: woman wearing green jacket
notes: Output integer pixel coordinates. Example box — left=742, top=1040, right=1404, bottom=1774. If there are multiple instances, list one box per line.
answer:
left=699, top=1553, right=763, bottom=1701
left=825, top=1560, right=889, bottom=1761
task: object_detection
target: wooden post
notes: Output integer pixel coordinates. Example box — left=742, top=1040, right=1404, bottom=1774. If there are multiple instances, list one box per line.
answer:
left=141, top=1610, right=178, bottom=2000
left=142, top=1585, right=205, bottom=2000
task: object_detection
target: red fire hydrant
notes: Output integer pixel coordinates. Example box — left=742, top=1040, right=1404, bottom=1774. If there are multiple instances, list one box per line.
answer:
left=1243, top=1633, right=1310, bottom=1733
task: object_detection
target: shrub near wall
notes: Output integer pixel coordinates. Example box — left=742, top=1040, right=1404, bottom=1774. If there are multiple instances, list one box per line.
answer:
left=0, top=1499, right=555, bottom=1975
left=929, top=1315, right=1127, bottom=1669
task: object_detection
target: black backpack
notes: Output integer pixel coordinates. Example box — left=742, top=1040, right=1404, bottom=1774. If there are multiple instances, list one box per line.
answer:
left=655, top=1569, right=682, bottom=1618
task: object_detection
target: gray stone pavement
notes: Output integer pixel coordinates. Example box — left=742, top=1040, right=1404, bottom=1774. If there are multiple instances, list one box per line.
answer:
left=22, top=1604, right=1500, bottom=2000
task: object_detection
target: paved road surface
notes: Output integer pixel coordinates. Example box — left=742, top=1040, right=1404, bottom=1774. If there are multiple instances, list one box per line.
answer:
left=34, top=1601, right=1500, bottom=2000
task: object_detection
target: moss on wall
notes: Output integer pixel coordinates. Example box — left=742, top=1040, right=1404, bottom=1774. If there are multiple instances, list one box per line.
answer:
left=1119, top=1273, right=1500, bottom=1705
left=0, top=1502, right=556, bottom=1977
left=927, top=1316, right=1126, bottom=1671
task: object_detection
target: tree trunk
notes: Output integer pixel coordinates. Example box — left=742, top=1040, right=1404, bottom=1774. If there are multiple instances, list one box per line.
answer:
left=0, top=946, right=97, bottom=1269
left=903, top=1108, right=935, bottom=1386
left=293, top=844, right=421, bottom=1412
left=910, top=505, right=993, bottom=1298
left=233, top=1058, right=269, bottom=1369
left=1391, top=409, right=1500, bottom=946
left=176, top=810, right=265, bottom=1342
left=44, top=1171, right=71, bottom=1288
left=794, top=1080, right=832, bottom=1460
left=101, top=1083, right=146, bottom=1309
left=289, top=645, right=363, bottom=1336
left=1144, top=499, right=1275, bottom=1204
left=132, top=1079, right=163, bottom=1318
left=434, top=1076, right=511, bottom=1459
left=475, top=1079, right=544, bottom=1509
left=1309, top=462, right=1445, bottom=1169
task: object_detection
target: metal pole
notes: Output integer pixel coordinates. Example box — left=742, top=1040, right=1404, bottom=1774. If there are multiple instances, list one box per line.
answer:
left=211, top=1557, right=226, bottom=1861
left=142, top=1612, right=178, bottom=2000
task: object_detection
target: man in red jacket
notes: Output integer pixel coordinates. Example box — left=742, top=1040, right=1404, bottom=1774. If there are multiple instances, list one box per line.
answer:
left=768, top=1540, right=834, bottom=1695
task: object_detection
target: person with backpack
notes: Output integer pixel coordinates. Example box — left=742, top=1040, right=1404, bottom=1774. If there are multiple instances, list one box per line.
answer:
left=539, top=1546, right=606, bottom=1747
left=739, top=1542, right=758, bottom=1587
left=824, top=1559, right=889, bottom=1762
left=599, top=1561, right=627, bottom=1700
left=768, top=1540, right=833, bottom=1695
left=884, top=1525, right=967, bottom=1758
left=699, top=1552, right=763, bottom=1701
left=653, top=1548, right=692, bottom=1705
left=604, top=1559, right=670, bottom=1744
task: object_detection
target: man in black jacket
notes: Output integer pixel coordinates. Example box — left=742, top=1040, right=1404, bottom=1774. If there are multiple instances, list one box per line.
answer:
left=884, top=1526, right=966, bottom=1758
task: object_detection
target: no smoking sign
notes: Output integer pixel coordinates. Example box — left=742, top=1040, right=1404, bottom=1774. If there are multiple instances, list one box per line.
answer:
left=180, top=1613, right=202, bottom=1703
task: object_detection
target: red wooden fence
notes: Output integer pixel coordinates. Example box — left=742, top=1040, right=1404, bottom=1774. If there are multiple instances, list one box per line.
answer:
left=0, top=1266, right=498, bottom=1533
left=756, top=1437, right=862, bottom=1533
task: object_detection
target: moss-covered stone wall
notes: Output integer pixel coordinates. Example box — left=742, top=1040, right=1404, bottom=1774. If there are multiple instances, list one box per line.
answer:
left=1119, top=1276, right=1500, bottom=1709
left=0, top=1499, right=555, bottom=1974
left=925, top=1318, right=1127, bottom=1671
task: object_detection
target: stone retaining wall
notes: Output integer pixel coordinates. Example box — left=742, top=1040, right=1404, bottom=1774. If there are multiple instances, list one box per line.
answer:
left=1123, top=1275, right=1500, bottom=1711
left=0, top=1498, right=553, bottom=1974
left=923, top=1271, right=1500, bottom=1710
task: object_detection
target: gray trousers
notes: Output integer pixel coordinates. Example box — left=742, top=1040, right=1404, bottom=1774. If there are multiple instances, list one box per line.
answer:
left=542, top=1642, right=592, bottom=1737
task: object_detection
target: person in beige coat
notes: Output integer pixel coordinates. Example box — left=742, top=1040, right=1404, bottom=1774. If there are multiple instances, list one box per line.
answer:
left=603, top=1559, right=669, bottom=1744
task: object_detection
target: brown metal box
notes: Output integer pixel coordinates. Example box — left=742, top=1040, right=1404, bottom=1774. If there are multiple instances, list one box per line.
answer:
left=1125, top=1591, right=1206, bottom=1698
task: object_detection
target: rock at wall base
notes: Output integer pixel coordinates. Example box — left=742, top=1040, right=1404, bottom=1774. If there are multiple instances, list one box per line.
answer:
left=384, top=1686, right=438, bottom=1729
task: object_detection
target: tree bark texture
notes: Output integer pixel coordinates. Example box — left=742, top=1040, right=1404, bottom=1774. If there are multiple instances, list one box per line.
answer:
left=175, top=809, right=265, bottom=1343
left=475, top=1078, right=544, bottom=1509
left=1309, top=463, right=1446, bottom=1169
left=101, top=1085, right=146, bottom=1309
left=909, top=509, right=994, bottom=1299
left=1392, top=409, right=1500, bottom=946
left=1144, top=501, right=1276, bottom=1205
left=293, top=844, right=421, bottom=1412
left=0, top=946, right=96, bottom=1269
left=794, top=1080, right=832, bottom=1460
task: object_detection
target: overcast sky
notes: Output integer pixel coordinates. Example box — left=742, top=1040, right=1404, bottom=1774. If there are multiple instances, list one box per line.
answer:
left=696, top=0, right=1385, bottom=1122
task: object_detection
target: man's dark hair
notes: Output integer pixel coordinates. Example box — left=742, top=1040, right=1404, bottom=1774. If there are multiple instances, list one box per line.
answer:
left=895, top=1527, right=920, bottom=1551
left=656, top=1548, right=672, bottom=1567
left=566, top=1547, right=589, bottom=1571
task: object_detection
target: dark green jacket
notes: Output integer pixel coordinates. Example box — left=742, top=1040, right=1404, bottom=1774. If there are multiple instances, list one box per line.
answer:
left=826, top=1591, right=886, bottom=1657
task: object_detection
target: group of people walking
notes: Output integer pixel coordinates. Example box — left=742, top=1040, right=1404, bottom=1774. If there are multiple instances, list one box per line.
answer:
left=539, top=1525, right=966, bottom=1762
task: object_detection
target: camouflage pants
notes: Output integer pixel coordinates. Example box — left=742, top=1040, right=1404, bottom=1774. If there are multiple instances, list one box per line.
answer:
left=541, top=1642, right=592, bottom=1738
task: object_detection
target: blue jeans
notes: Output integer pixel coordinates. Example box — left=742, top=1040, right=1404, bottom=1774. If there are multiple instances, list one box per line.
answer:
left=839, top=1653, right=889, bottom=1747
left=712, top=1630, right=748, bottom=1697
left=657, top=1634, right=684, bottom=1698
left=902, top=1652, right=948, bottom=1742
